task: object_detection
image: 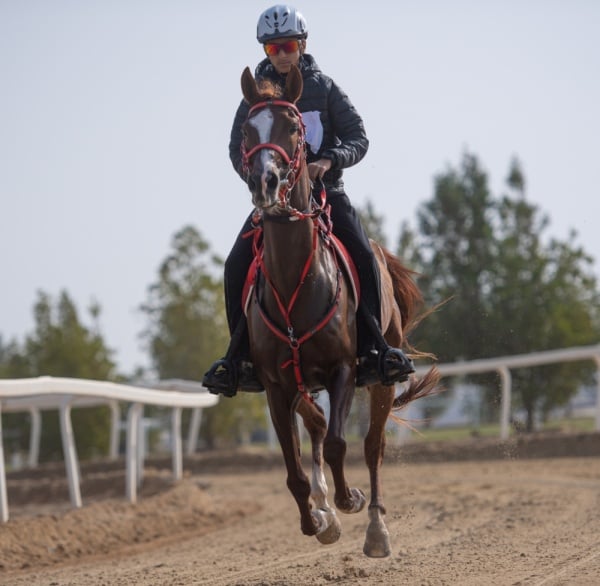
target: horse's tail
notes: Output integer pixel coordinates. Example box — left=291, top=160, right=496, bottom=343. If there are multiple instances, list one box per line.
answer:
left=380, top=247, right=423, bottom=337
left=379, top=246, right=443, bottom=409
left=392, top=366, right=442, bottom=411
left=379, top=247, right=437, bottom=357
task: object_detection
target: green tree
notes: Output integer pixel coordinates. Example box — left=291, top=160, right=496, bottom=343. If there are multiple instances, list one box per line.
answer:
left=140, top=225, right=227, bottom=380
left=414, top=153, right=497, bottom=361
left=490, top=162, right=600, bottom=428
left=140, top=225, right=267, bottom=448
left=406, top=153, right=600, bottom=430
left=25, top=292, right=115, bottom=380
left=1, top=291, right=117, bottom=460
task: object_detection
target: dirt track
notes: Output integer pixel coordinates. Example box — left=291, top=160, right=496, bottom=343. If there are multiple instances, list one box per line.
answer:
left=1, top=435, right=600, bottom=585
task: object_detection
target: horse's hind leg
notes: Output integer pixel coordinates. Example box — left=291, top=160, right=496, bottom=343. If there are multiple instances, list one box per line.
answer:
left=324, top=373, right=367, bottom=515
left=363, top=383, right=396, bottom=558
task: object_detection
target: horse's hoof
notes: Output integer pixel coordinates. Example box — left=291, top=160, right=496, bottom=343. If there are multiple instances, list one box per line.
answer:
left=338, top=487, right=367, bottom=514
left=313, top=509, right=342, bottom=545
left=363, top=507, right=391, bottom=558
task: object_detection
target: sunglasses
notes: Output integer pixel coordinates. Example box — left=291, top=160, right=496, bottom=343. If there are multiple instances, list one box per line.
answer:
left=263, top=39, right=300, bottom=56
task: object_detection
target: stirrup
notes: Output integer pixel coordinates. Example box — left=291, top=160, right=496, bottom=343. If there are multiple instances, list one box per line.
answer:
left=379, top=347, right=415, bottom=385
left=202, top=358, right=238, bottom=397
left=356, top=348, right=415, bottom=387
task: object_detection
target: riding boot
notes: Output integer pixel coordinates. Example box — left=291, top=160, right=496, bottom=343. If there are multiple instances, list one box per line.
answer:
left=355, top=266, right=415, bottom=387
left=355, top=305, right=415, bottom=386
left=203, top=222, right=264, bottom=397
left=202, top=316, right=264, bottom=397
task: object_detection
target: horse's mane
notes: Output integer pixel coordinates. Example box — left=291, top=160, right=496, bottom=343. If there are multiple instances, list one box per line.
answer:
left=255, top=80, right=283, bottom=100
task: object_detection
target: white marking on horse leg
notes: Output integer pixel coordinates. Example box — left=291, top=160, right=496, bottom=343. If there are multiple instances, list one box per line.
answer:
left=310, top=453, right=329, bottom=511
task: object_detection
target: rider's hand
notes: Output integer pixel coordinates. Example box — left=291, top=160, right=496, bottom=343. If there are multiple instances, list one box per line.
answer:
left=308, top=158, right=332, bottom=181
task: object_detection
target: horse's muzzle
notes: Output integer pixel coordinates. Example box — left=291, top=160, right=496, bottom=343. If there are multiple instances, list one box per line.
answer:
left=248, top=168, right=281, bottom=209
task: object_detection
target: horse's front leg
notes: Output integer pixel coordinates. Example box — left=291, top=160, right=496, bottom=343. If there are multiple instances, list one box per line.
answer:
left=267, top=387, right=322, bottom=538
left=362, top=383, right=396, bottom=558
left=296, top=395, right=342, bottom=544
left=324, top=367, right=367, bottom=515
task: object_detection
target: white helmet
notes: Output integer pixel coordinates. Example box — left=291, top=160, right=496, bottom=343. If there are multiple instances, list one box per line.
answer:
left=257, top=5, right=308, bottom=43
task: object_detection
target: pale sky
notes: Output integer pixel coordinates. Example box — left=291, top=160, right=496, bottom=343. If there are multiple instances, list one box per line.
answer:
left=2, top=1, right=599, bottom=375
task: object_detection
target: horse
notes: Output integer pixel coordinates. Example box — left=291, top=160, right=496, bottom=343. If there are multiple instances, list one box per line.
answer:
left=239, top=64, right=440, bottom=557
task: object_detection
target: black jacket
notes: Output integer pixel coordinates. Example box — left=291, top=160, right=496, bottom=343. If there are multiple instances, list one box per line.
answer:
left=229, top=54, right=369, bottom=195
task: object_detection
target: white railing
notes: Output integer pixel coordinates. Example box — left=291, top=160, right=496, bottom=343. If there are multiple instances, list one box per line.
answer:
left=414, top=344, right=600, bottom=439
left=2, top=346, right=598, bottom=521
left=0, top=376, right=218, bottom=522
left=2, top=394, right=121, bottom=468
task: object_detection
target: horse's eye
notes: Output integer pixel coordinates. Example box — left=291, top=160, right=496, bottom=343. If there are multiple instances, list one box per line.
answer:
left=290, top=124, right=299, bottom=135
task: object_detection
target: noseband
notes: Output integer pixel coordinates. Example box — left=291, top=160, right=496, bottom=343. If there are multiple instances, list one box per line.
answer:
left=241, top=99, right=306, bottom=207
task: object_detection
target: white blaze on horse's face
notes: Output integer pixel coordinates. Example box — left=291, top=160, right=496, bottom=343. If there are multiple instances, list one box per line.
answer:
left=247, top=108, right=283, bottom=208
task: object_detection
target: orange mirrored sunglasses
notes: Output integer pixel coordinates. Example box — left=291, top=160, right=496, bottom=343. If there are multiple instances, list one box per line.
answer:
left=263, top=39, right=300, bottom=56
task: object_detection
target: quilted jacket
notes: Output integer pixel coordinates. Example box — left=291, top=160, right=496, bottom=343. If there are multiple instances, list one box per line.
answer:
left=229, top=54, right=369, bottom=195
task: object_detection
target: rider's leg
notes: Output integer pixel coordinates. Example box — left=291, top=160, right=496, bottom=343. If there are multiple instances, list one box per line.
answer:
left=327, top=193, right=414, bottom=386
left=202, top=214, right=263, bottom=396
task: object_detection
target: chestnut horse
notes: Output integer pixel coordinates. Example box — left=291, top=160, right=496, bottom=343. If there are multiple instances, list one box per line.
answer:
left=240, top=65, right=439, bottom=557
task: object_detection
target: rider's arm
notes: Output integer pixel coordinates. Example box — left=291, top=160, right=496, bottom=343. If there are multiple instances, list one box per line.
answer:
left=321, top=81, right=369, bottom=171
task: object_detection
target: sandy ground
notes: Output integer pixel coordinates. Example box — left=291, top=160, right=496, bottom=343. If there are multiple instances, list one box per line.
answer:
left=1, top=434, right=599, bottom=585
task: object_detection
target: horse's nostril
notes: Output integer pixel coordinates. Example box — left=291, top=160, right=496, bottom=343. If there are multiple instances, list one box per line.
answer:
left=266, top=172, right=279, bottom=191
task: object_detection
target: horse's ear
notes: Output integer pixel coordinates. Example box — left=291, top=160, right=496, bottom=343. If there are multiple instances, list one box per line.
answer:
left=284, top=64, right=303, bottom=104
left=241, top=66, right=261, bottom=105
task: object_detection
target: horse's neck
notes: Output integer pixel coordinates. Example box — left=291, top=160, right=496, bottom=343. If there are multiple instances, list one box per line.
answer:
left=261, top=179, right=323, bottom=300
left=262, top=216, right=319, bottom=295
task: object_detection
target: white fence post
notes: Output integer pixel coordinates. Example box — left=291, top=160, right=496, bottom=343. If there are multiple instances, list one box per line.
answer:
left=59, top=398, right=82, bottom=509
left=0, top=403, right=8, bottom=522
left=171, top=407, right=183, bottom=481
left=595, top=357, right=600, bottom=431
left=186, top=407, right=202, bottom=455
left=28, top=407, right=41, bottom=468
left=497, top=366, right=512, bottom=440
left=126, top=402, right=142, bottom=504
left=108, top=401, right=120, bottom=460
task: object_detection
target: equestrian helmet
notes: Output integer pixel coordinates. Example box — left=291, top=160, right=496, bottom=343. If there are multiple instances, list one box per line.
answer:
left=257, top=5, right=308, bottom=43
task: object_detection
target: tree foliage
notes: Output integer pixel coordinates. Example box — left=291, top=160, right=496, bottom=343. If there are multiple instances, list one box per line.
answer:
left=139, top=225, right=267, bottom=448
left=1, top=291, right=117, bottom=460
left=140, top=225, right=227, bottom=380
left=402, top=153, right=600, bottom=430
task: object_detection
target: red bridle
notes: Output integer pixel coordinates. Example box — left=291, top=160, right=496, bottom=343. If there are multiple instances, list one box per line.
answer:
left=241, top=99, right=306, bottom=205
left=242, top=101, right=339, bottom=400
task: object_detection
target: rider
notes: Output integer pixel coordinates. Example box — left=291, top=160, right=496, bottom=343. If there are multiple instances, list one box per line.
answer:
left=203, top=4, right=414, bottom=396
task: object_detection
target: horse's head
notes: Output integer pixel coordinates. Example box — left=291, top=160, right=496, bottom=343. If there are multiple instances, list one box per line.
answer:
left=240, top=65, right=307, bottom=212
